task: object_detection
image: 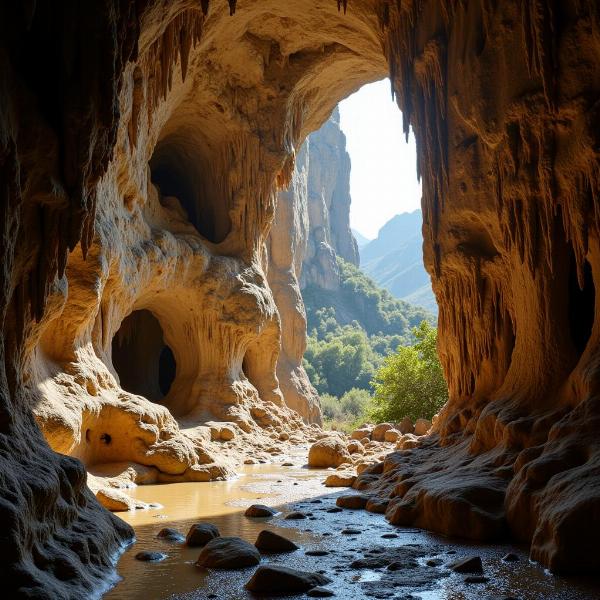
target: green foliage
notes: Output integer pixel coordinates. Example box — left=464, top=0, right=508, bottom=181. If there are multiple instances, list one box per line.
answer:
left=320, top=388, right=372, bottom=432
left=369, top=321, right=448, bottom=422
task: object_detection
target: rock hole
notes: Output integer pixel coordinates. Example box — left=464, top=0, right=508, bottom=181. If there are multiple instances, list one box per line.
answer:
left=100, top=433, right=112, bottom=445
left=112, top=309, right=176, bottom=404
left=568, top=251, right=595, bottom=356
left=85, top=429, right=90, bottom=443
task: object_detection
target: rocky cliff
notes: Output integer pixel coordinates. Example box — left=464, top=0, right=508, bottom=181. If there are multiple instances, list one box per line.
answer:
left=0, top=1, right=599, bottom=596
left=301, top=107, right=360, bottom=291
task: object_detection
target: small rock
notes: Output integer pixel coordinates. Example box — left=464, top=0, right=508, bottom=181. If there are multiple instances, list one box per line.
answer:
left=282, top=462, right=294, bottom=467
left=279, top=432, right=290, bottom=441
left=365, top=498, right=389, bottom=513
left=397, top=416, right=414, bottom=434
left=220, top=425, right=236, bottom=441
left=285, top=511, right=307, bottom=520
left=502, top=552, right=519, bottom=562
left=341, top=528, right=362, bottom=535
left=371, top=423, right=394, bottom=441
left=324, top=471, right=357, bottom=487
left=306, top=550, right=329, bottom=556
left=255, top=530, right=299, bottom=553
left=245, top=565, right=331, bottom=594
left=350, top=427, right=372, bottom=441
left=135, top=551, right=166, bottom=562
left=308, top=587, right=335, bottom=597
left=186, top=523, right=220, bottom=547
left=336, top=494, right=369, bottom=510
left=196, top=537, right=260, bottom=569
left=326, top=507, right=343, bottom=513
left=426, top=558, right=443, bottom=566
left=384, top=429, right=401, bottom=443
left=448, top=556, right=483, bottom=574
left=381, top=533, right=398, bottom=539
left=347, top=440, right=364, bottom=454
left=245, top=504, right=278, bottom=518
left=156, top=527, right=184, bottom=542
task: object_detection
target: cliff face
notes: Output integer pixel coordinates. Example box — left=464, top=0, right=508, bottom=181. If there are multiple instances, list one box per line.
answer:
left=301, top=108, right=360, bottom=291
left=0, top=0, right=599, bottom=595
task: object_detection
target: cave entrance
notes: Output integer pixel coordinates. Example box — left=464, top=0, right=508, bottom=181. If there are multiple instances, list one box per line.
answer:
left=112, top=309, right=176, bottom=404
left=149, top=134, right=231, bottom=243
left=568, top=251, right=595, bottom=356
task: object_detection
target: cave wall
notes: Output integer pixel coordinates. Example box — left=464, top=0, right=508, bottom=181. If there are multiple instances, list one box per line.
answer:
left=1, top=0, right=600, bottom=594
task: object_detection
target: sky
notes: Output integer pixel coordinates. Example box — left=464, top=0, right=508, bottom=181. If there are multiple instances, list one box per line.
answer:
left=338, top=78, right=421, bottom=240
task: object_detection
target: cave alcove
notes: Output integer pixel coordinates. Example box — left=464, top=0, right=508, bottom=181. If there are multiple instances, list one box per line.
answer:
left=568, top=251, right=595, bottom=357
left=112, top=309, right=176, bottom=404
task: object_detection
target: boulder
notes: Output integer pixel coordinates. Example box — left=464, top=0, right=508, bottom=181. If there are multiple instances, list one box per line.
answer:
left=308, top=437, right=351, bottom=468
left=196, top=537, right=260, bottom=569
left=135, top=551, right=166, bottom=561
left=254, top=530, right=299, bottom=553
left=245, top=565, right=331, bottom=594
left=414, top=418, right=432, bottom=436
left=384, top=429, right=401, bottom=443
left=156, top=527, right=184, bottom=542
left=186, top=523, right=220, bottom=547
left=397, top=417, right=414, bottom=434
left=371, top=422, right=394, bottom=441
left=396, top=433, right=420, bottom=450
left=448, top=556, right=484, bottom=574
left=336, top=494, right=369, bottom=509
left=244, top=504, right=278, bottom=518
left=350, top=427, right=372, bottom=441
left=324, top=471, right=357, bottom=487
left=347, top=440, right=364, bottom=454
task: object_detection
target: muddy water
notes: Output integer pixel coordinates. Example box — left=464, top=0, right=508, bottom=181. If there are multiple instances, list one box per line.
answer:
left=106, top=453, right=600, bottom=600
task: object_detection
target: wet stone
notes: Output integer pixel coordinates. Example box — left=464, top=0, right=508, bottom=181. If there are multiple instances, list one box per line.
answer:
left=326, top=507, right=343, bottom=513
left=245, top=504, right=277, bottom=518
left=285, top=511, right=307, bottom=520
left=135, top=551, right=167, bottom=562
left=254, top=529, right=299, bottom=553
left=245, top=565, right=331, bottom=594
left=502, top=552, right=520, bottom=562
left=156, top=527, right=184, bottom=542
left=381, top=533, right=398, bottom=539
left=341, top=528, right=362, bottom=535
left=186, top=523, right=220, bottom=547
left=306, top=549, right=329, bottom=556
left=307, top=586, right=335, bottom=597
left=465, top=575, right=490, bottom=584
left=196, top=537, right=260, bottom=569
left=448, top=555, right=483, bottom=574
left=336, top=494, right=369, bottom=510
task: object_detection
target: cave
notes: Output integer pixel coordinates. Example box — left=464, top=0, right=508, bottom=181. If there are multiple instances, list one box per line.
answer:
left=2, top=0, right=600, bottom=597
left=112, top=310, right=176, bottom=404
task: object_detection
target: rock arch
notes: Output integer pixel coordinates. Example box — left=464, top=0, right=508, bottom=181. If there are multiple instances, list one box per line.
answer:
left=1, top=0, right=600, bottom=596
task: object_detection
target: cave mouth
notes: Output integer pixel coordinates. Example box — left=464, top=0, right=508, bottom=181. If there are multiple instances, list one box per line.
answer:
left=112, top=309, right=176, bottom=404
left=149, top=134, right=231, bottom=244
left=568, top=251, right=595, bottom=356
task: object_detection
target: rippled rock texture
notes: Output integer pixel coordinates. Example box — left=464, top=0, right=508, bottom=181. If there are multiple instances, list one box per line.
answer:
left=1, top=0, right=600, bottom=595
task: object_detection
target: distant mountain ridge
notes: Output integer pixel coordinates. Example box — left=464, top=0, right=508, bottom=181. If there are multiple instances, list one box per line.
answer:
left=360, top=210, right=437, bottom=313
left=351, top=229, right=371, bottom=249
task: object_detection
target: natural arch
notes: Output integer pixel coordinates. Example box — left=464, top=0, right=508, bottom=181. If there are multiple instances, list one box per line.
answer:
left=1, top=2, right=600, bottom=597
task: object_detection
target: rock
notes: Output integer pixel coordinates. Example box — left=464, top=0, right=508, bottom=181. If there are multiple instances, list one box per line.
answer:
left=279, top=432, right=290, bottom=441
left=307, top=586, right=335, bottom=597
left=326, top=507, right=343, bottom=513
left=350, top=427, right=372, bottom=441
left=356, top=461, right=377, bottom=475
left=502, top=552, right=520, bottom=562
left=156, top=527, right=184, bottom=542
left=384, top=429, right=401, bottom=443
left=285, top=511, right=307, bottom=520
left=324, top=471, right=356, bottom=487
left=414, top=418, right=432, bottom=436
left=395, top=433, right=420, bottom=450
left=245, top=565, right=331, bottom=594
left=346, top=440, right=364, bottom=454
left=341, top=528, right=362, bottom=535
left=254, top=530, right=299, bottom=553
left=220, top=425, right=236, bottom=441
left=336, top=494, right=369, bottom=509
left=135, top=551, right=166, bottom=562
left=306, top=550, right=329, bottom=556
left=397, top=417, right=414, bottom=434
left=365, top=498, right=389, bottom=513
left=308, top=437, right=351, bottom=468
left=464, top=575, right=489, bottom=583
left=448, top=556, right=484, bottom=574
left=371, top=423, right=394, bottom=441
left=185, top=523, right=220, bottom=547
left=196, top=537, right=260, bottom=569
left=244, top=504, right=278, bottom=518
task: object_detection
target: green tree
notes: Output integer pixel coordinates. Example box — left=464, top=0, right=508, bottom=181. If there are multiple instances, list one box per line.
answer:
left=369, top=321, right=448, bottom=422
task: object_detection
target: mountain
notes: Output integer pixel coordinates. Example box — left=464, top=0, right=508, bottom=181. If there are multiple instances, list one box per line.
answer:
left=360, top=210, right=437, bottom=313
left=352, top=229, right=371, bottom=249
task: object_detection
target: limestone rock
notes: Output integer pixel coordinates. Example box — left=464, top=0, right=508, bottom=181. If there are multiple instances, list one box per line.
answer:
left=384, top=429, right=401, bottom=443
left=196, top=537, right=260, bottom=569
left=351, top=427, right=372, bottom=441
left=336, top=494, right=369, bottom=509
left=245, top=504, right=278, bottom=518
left=414, top=418, right=432, bottom=436
left=245, top=565, right=331, bottom=595
left=347, top=440, right=364, bottom=454
left=324, top=471, right=357, bottom=487
left=308, top=437, right=351, bottom=468
left=397, top=417, right=414, bottom=435
left=372, top=423, right=394, bottom=442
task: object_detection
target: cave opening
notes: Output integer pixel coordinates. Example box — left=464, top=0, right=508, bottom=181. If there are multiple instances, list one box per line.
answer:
left=112, top=309, right=176, bottom=404
left=568, top=251, right=595, bottom=356
left=149, top=134, right=231, bottom=243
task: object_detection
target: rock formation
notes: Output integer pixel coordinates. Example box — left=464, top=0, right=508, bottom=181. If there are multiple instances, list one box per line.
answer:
left=301, top=107, right=360, bottom=291
left=1, top=0, right=600, bottom=596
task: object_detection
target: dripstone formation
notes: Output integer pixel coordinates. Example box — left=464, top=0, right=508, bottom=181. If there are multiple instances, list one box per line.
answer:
left=1, top=0, right=599, bottom=596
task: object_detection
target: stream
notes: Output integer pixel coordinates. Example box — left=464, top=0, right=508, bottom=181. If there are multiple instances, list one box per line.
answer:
left=105, top=450, right=600, bottom=599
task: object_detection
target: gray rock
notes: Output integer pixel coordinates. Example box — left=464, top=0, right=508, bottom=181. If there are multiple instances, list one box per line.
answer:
left=135, top=551, right=166, bottom=562
left=186, top=523, right=220, bottom=547
left=245, top=504, right=278, bottom=518
left=245, top=565, right=331, bottom=594
left=448, top=556, right=483, bottom=574
left=254, top=530, right=299, bottom=553
left=196, top=537, right=260, bottom=569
